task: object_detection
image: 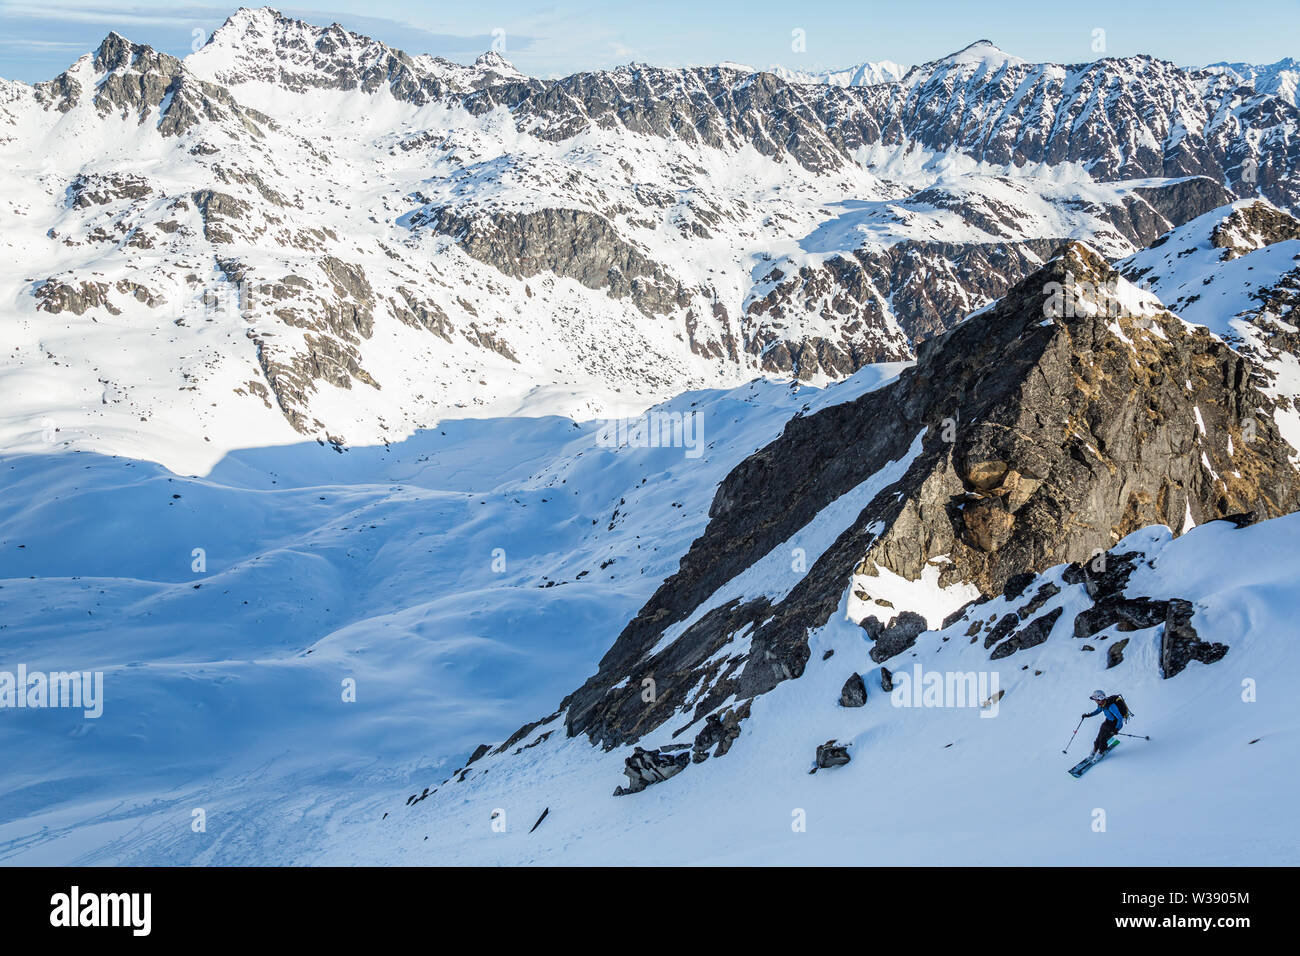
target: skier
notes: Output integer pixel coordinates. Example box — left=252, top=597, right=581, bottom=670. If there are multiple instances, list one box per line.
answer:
left=1082, top=689, right=1125, bottom=756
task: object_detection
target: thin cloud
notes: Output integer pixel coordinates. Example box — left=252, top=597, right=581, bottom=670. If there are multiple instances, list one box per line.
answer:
left=1, top=3, right=230, bottom=27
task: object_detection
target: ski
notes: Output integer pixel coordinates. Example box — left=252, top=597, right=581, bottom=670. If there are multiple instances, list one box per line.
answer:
left=1068, top=738, right=1120, bottom=777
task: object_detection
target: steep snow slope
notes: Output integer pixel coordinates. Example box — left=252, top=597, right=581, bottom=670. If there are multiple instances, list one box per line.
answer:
left=325, top=241, right=1300, bottom=866
left=0, top=367, right=903, bottom=864
left=327, top=516, right=1300, bottom=866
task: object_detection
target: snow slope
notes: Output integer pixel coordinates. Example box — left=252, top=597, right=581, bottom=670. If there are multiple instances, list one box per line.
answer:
left=324, top=517, right=1300, bottom=866
left=0, top=366, right=903, bottom=864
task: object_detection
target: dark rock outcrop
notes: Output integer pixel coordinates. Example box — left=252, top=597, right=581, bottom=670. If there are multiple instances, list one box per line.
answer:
left=689, top=703, right=748, bottom=762
left=1073, top=598, right=1169, bottom=640
left=864, top=611, right=928, bottom=663
left=421, top=206, right=691, bottom=317
left=557, top=243, right=1300, bottom=751
left=612, top=746, right=690, bottom=796
left=1161, top=599, right=1229, bottom=677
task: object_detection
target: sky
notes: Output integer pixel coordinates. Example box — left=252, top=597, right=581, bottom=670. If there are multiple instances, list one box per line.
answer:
left=0, top=0, right=1297, bottom=83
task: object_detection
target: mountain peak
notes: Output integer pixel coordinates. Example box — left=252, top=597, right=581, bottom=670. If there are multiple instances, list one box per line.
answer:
left=474, top=50, right=522, bottom=77
left=767, top=59, right=908, bottom=87
left=219, top=5, right=287, bottom=30
left=92, top=30, right=139, bottom=70
left=90, top=29, right=181, bottom=77
left=931, top=39, right=1025, bottom=71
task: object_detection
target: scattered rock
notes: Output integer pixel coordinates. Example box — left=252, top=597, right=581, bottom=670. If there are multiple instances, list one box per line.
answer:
left=814, top=739, right=851, bottom=771
left=613, top=746, right=690, bottom=795
left=865, top=610, right=928, bottom=663
left=1107, top=638, right=1130, bottom=669
left=990, top=607, right=1062, bottom=660
left=690, top=705, right=747, bottom=762
left=839, top=672, right=868, bottom=707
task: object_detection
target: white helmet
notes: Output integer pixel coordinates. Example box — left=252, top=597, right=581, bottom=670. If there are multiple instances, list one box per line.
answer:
left=1090, top=690, right=1106, bottom=701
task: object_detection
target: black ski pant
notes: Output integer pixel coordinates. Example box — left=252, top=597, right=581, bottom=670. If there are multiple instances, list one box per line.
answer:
left=1093, top=719, right=1118, bottom=754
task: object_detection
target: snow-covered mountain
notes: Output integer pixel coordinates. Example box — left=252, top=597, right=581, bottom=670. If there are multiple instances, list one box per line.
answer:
left=366, top=242, right=1300, bottom=866
left=1119, top=200, right=1300, bottom=457
left=2, top=9, right=1298, bottom=474
left=2, top=7, right=1300, bottom=866
left=768, top=59, right=909, bottom=87
left=1203, top=57, right=1300, bottom=107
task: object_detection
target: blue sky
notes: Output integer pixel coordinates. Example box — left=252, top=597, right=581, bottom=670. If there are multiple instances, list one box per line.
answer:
left=1, top=0, right=1297, bottom=83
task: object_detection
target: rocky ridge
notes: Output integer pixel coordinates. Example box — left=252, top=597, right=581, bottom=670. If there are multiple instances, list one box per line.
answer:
left=552, top=244, right=1300, bottom=765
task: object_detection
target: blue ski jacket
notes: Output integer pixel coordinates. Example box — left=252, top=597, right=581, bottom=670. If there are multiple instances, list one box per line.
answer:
left=1086, top=700, right=1125, bottom=727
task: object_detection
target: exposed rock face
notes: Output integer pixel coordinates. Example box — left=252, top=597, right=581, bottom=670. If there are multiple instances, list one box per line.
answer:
left=749, top=178, right=1234, bottom=345
left=1210, top=202, right=1300, bottom=259
left=190, top=190, right=253, bottom=244
left=422, top=206, right=691, bottom=318
left=1161, top=599, right=1229, bottom=677
left=1118, top=200, right=1300, bottom=467
left=459, top=43, right=1300, bottom=210
left=35, top=279, right=119, bottom=316
left=60, top=32, right=274, bottom=139
left=190, top=8, right=475, bottom=103
left=558, top=243, right=1300, bottom=751
left=745, top=254, right=915, bottom=376
left=69, top=172, right=154, bottom=208
left=845, top=44, right=1300, bottom=212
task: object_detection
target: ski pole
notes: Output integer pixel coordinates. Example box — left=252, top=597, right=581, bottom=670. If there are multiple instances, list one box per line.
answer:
left=1063, top=717, right=1084, bottom=753
left=1116, top=732, right=1150, bottom=741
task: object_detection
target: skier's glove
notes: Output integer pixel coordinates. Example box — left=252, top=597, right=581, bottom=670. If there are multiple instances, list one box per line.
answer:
left=1081, top=713, right=1089, bottom=719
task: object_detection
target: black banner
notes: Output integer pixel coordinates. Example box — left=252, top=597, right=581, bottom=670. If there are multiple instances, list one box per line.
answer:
left=0, top=866, right=1279, bottom=941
